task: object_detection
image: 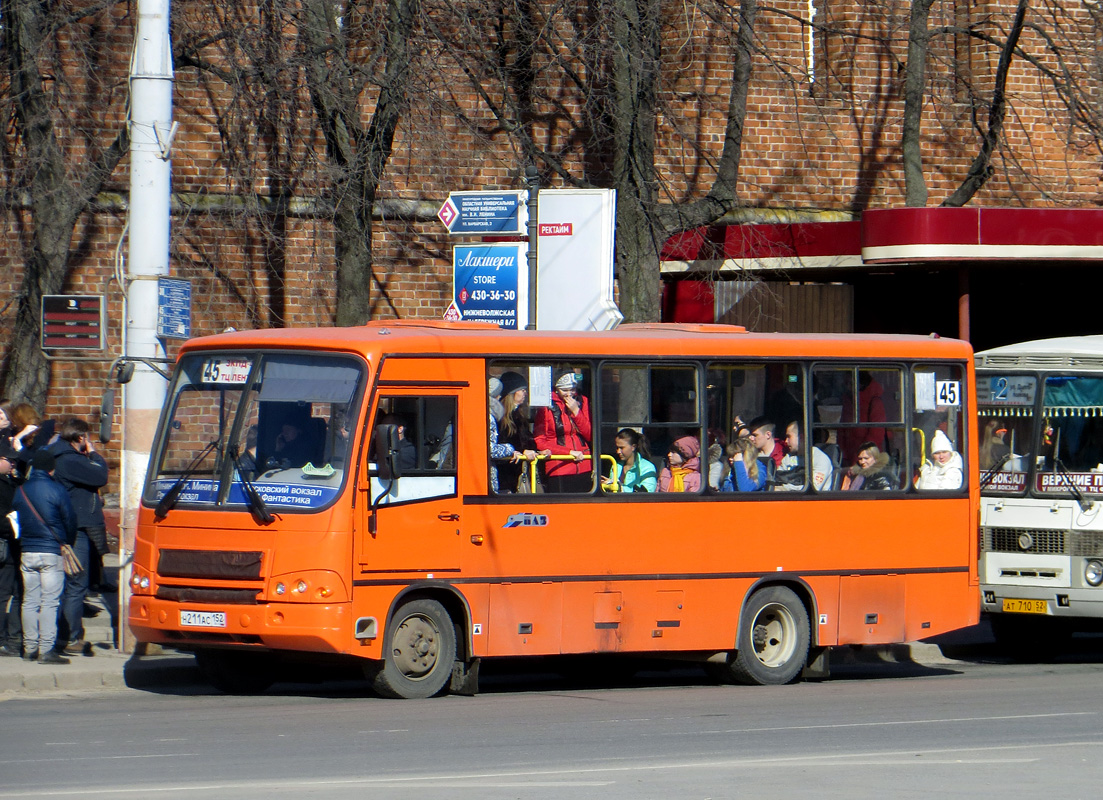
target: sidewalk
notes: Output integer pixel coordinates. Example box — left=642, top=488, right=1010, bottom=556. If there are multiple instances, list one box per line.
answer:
left=0, top=589, right=200, bottom=695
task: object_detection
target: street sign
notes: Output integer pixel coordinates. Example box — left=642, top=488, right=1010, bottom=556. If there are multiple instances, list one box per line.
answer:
left=41, top=295, right=105, bottom=350
left=438, top=191, right=527, bottom=235
left=536, top=189, right=622, bottom=331
left=452, top=243, right=528, bottom=329
left=157, top=278, right=192, bottom=339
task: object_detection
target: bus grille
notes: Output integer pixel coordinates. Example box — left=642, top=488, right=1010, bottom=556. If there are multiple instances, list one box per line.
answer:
left=986, top=527, right=1066, bottom=555
left=1072, top=531, right=1103, bottom=557
left=158, top=549, right=263, bottom=580
left=156, top=587, right=260, bottom=604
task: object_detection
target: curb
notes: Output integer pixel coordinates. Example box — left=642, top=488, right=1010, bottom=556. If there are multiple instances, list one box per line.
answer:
left=0, top=653, right=200, bottom=696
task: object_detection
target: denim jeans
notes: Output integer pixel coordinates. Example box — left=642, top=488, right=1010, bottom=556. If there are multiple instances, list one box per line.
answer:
left=57, top=530, right=92, bottom=647
left=21, top=552, right=65, bottom=654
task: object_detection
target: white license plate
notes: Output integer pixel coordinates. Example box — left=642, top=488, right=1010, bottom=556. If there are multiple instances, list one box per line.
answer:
left=180, top=610, right=227, bottom=628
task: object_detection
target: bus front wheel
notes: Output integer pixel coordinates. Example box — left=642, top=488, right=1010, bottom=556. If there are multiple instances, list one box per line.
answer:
left=729, top=586, right=810, bottom=686
left=373, top=598, right=457, bottom=699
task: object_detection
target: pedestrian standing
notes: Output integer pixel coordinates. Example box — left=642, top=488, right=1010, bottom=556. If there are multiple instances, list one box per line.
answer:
left=48, top=418, right=111, bottom=655
left=14, top=449, right=77, bottom=664
left=0, top=440, right=23, bottom=657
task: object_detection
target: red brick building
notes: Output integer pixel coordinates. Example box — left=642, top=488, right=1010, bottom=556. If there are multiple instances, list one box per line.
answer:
left=2, top=0, right=1100, bottom=495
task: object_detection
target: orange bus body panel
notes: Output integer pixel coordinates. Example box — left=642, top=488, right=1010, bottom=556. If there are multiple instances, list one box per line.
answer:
left=128, top=324, right=979, bottom=674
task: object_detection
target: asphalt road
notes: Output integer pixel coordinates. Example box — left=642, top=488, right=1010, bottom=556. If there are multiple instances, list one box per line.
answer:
left=2, top=651, right=1103, bottom=799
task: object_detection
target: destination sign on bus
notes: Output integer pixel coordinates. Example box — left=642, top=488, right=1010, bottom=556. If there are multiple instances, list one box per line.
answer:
left=1037, top=472, right=1103, bottom=493
left=981, top=375, right=1037, bottom=405
left=201, top=358, right=252, bottom=385
left=986, top=472, right=1027, bottom=492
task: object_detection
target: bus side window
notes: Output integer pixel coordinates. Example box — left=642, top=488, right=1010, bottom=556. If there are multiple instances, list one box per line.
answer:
left=370, top=395, right=458, bottom=504
left=913, top=365, right=967, bottom=491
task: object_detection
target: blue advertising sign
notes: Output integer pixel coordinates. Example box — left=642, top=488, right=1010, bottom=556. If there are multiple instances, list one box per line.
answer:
left=438, top=191, right=526, bottom=234
left=157, top=278, right=192, bottom=339
left=453, top=243, right=527, bottom=329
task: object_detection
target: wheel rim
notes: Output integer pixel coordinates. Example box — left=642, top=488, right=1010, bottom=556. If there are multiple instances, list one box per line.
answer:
left=750, top=602, right=798, bottom=668
left=391, top=612, right=441, bottom=681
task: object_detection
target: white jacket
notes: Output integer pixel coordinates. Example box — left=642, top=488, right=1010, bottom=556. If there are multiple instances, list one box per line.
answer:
left=918, top=451, right=963, bottom=490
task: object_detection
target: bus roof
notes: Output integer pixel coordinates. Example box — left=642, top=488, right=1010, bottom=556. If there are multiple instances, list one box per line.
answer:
left=976, top=335, right=1103, bottom=370
left=179, top=322, right=972, bottom=362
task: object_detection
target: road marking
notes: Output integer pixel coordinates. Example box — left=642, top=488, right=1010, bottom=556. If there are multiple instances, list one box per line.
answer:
left=0, top=740, right=1100, bottom=796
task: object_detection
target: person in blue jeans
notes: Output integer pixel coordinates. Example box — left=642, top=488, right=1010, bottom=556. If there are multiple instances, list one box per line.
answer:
left=48, top=418, right=111, bottom=655
left=14, top=449, right=77, bottom=664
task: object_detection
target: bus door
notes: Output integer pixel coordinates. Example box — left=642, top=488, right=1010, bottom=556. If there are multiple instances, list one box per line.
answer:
left=358, top=385, right=463, bottom=575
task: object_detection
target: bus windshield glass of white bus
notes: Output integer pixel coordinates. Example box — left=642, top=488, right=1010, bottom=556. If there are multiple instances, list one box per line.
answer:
left=145, top=353, right=364, bottom=512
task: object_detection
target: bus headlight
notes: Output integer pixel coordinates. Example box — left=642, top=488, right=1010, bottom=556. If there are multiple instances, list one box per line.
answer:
left=1086, top=560, right=1103, bottom=587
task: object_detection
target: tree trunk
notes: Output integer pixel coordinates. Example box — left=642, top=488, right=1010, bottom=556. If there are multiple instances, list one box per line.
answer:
left=0, top=0, right=127, bottom=408
left=902, top=0, right=935, bottom=207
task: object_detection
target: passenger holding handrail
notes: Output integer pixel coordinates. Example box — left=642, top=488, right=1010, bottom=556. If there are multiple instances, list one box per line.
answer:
left=535, top=371, right=592, bottom=493
left=494, top=372, right=540, bottom=493
left=604, top=429, right=657, bottom=493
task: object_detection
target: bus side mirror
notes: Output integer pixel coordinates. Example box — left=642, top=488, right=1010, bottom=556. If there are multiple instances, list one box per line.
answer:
left=372, top=424, right=403, bottom=481
left=99, top=388, right=115, bottom=444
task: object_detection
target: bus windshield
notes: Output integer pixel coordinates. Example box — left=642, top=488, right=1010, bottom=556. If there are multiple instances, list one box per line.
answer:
left=976, top=374, right=1036, bottom=494
left=1039, top=375, right=1103, bottom=495
left=145, top=352, right=364, bottom=512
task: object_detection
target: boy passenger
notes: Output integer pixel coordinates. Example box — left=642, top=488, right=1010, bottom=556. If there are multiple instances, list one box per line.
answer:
left=775, top=421, right=833, bottom=491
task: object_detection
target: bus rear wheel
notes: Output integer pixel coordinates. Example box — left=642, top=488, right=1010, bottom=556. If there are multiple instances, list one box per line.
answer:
left=372, top=599, right=457, bottom=699
left=195, top=649, right=276, bottom=695
left=729, top=586, right=810, bottom=686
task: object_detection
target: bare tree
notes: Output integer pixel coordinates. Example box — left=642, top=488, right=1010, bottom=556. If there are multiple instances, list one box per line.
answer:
left=0, top=0, right=129, bottom=407
left=424, top=0, right=759, bottom=322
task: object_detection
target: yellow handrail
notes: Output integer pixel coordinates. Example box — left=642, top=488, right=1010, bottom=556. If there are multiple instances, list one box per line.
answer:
left=526, top=452, right=592, bottom=493
left=600, top=454, right=620, bottom=492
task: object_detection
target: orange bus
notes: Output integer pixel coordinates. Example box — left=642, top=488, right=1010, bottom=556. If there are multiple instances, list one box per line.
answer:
left=127, top=322, right=979, bottom=697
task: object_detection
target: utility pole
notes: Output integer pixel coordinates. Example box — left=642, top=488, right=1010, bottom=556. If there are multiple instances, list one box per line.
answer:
left=120, top=0, right=175, bottom=650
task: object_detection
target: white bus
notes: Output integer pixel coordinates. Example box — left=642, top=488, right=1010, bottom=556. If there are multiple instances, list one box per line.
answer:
left=976, top=335, right=1103, bottom=651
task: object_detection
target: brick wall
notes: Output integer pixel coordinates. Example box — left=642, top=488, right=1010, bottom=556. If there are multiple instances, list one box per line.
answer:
left=2, top=0, right=1099, bottom=498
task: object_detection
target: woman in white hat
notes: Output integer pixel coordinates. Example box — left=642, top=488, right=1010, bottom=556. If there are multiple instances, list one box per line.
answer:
left=917, top=429, right=963, bottom=490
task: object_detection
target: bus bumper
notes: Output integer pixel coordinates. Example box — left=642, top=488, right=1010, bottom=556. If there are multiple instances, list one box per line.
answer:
left=128, top=596, right=357, bottom=654
left=981, top=584, right=1103, bottom=619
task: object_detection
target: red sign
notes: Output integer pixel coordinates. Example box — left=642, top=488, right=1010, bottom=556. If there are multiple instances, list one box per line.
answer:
left=539, top=223, right=573, bottom=237
left=41, top=295, right=105, bottom=351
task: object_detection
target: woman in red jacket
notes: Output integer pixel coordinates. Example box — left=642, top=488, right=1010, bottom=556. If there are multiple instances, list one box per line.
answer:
left=534, top=371, right=592, bottom=493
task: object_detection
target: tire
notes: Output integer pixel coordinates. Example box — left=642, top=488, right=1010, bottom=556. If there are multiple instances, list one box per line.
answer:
left=729, top=586, right=810, bottom=686
left=195, top=649, right=276, bottom=695
left=373, top=598, right=457, bottom=699
left=988, top=613, right=1072, bottom=662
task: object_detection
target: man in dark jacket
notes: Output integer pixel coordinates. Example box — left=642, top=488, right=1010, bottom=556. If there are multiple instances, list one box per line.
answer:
left=48, top=418, right=109, bottom=655
left=0, top=440, right=22, bottom=657
left=13, top=449, right=77, bottom=664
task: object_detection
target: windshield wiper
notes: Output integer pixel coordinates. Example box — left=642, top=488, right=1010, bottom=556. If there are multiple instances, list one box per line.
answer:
left=1054, top=458, right=1095, bottom=512
left=154, top=440, right=220, bottom=519
left=979, top=453, right=1012, bottom=489
left=229, top=444, right=275, bottom=525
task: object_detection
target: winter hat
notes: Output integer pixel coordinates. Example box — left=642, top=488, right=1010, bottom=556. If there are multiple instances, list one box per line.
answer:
left=499, top=371, right=527, bottom=397
left=32, top=449, right=55, bottom=473
left=555, top=371, right=581, bottom=390
left=930, top=429, right=953, bottom=454
left=488, top=377, right=503, bottom=398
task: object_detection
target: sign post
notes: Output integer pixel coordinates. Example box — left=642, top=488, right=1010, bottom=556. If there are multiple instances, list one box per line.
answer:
left=452, top=243, right=528, bottom=329
left=156, top=278, right=192, bottom=340
left=438, top=191, right=527, bottom=235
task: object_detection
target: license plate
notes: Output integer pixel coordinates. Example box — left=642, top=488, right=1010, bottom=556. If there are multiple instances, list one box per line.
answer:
left=180, top=610, right=227, bottom=628
left=1002, top=598, right=1048, bottom=615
